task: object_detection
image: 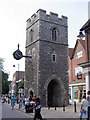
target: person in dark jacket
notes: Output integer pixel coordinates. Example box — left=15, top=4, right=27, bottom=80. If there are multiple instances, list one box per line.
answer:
left=33, top=98, right=43, bottom=120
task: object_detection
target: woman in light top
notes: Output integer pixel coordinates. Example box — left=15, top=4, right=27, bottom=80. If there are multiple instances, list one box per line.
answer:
left=87, top=91, right=90, bottom=120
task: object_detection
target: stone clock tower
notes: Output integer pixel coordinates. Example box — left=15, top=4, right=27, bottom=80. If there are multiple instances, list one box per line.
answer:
left=25, top=9, right=69, bottom=107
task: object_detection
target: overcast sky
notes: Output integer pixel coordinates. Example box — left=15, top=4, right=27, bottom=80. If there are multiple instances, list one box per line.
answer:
left=0, top=0, right=89, bottom=80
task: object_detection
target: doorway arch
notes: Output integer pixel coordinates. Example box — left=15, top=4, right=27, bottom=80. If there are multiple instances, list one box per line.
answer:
left=30, top=90, right=33, bottom=97
left=47, top=79, right=61, bottom=107
left=28, top=89, right=34, bottom=98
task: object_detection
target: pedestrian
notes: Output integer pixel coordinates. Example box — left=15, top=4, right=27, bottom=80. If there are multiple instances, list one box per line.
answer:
left=33, top=97, right=43, bottom=120
left=80, top=94, right=88, bottom=120
left=8, top=96, right=10, bottom=104
left=16, top=96, right=18, bottom=104
left=1, top=95, right=4, bottom=103
left=11, top=96, right=16, bottom=110
left=25, top=96, right=29, bottom=113
left=87, top=90, right=90, bottom=120
left=33, top=95, right=36, bottom=103
left=29, top=95, right=32, bottom=102
left=19, top=96, right=23, bottom=109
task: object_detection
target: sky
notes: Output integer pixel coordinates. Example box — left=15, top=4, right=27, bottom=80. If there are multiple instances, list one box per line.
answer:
left=0, top=0, right=89, bottom=80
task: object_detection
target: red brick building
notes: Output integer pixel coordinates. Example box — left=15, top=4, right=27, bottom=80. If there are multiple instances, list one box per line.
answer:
left=69, top=39, right=86, bottom=102
left=69, top=19, right=90, bottom=102
left=11, top=71, right=25, bottom=97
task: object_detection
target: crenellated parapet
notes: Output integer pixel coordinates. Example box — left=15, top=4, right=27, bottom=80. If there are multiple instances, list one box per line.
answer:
left=25, top=9, right=69, bottom=107
left=26, top=9, right=68, bottom=30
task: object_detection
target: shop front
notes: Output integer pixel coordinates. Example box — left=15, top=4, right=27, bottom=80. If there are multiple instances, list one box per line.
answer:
left=69, top=82, right=86, bottom=102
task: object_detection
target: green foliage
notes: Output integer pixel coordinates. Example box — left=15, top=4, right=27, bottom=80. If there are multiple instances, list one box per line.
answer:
left=2, top=71, right=9, bottom=94
left=0, top=58, right=4, bottom=71
left=0, top=57, right=9, bottom=94
left=18, top=78, right=24, bottom=89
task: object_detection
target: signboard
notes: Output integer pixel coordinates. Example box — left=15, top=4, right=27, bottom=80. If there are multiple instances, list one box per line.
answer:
left=13, top=49, right=23, bottom=60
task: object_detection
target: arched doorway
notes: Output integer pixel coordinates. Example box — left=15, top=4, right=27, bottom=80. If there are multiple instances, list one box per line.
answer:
left=48, top=80, right=60, bottom=107
left=29, top=90, right=33, bottom=98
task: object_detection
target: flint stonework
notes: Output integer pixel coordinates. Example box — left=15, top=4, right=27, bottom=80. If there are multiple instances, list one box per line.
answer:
left=25, top=9, right=69, bottom=107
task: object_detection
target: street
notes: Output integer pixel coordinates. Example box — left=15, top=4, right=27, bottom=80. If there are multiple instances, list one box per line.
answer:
left=1, top=102, right=81, bottom=120
left=2, top=103, right=32, bottom=119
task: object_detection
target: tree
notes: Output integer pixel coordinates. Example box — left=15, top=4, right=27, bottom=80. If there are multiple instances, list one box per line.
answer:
left=0, top=57, right=9, bottom=94
left=2, top=71, right=9, bottom=94
left=0, top=58, right=3, bottom=97
left=0, top=58, right=4, bottom=71
left=18, top=78, right=24, bottom=89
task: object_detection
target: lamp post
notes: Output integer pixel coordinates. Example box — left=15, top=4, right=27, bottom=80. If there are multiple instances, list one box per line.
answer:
left=13, top=43, right=32, bottom=102
left=13, top=64, right=20, bottom=103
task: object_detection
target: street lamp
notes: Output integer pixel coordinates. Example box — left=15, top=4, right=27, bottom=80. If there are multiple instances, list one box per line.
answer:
left=77, top=31, right=85, bottom=39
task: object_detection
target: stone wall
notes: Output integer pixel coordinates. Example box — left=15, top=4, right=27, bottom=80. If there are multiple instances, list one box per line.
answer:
left=25, top=9, right=69, bottom=106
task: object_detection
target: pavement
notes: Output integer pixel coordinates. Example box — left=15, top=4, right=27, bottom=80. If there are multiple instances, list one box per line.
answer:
left=0, top=102, right=2, bottom=119
left=11, top=102, right=81, bottom=118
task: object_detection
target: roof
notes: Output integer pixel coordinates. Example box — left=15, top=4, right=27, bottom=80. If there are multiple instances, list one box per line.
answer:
left=71, top=39, right=85, bottom=59
left=69, top=48, right=74, bottom=59
left=79, top=39, right=85, bottom=49
left=80, top=19, right=90, bottom=31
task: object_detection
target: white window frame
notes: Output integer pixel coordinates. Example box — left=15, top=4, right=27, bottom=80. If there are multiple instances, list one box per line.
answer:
left=75, top=67, right=82, bottom=75
left=76, top=51, right=82, bottom=59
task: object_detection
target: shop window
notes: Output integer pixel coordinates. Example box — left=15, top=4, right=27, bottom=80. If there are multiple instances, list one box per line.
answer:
left=75, top=67, right=82, bottom=76
left=74, top=91, right=77, bottom=99
left=77, top=72, right=82, bottom=79
left=74, top=90, right=78, bottom=99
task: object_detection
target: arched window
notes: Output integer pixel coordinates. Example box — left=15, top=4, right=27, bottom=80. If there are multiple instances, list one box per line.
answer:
left=52, top=28, right=57, bottom=41
left=29, top=29, right=34, bottom=42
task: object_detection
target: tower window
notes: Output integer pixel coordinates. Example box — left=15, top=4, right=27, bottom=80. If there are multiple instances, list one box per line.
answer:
left=52, top=54, right=56, bottom=62
left=30, top=29, right=34, bottom=42
left=52, top=28, right=57, bottom=41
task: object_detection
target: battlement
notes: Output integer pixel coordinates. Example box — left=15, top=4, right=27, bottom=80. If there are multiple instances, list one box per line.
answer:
left=26, top=9, right=68, bottom=30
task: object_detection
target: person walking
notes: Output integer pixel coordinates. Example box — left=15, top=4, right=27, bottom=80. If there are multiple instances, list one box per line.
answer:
left=11, top=96, right=16, bottom=110
left=25, top=96, right=29, bottom=113
left=19, top=96, right=23, bottom=109
left=33, top=97, right=43, bottom=120
left=87, top=90, right=90, bottom=120
left=80, top=94, right=88, bottom=120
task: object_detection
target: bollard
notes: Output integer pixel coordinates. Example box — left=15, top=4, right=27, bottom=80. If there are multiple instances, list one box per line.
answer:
left=74, top=101, right=77, bottom=112
left=55, top=107, right=56, bottom=110
left=19, top=102, right=20, bottom=109
left=63, top=104, right=65, bottom=111
left=48, top=107, right=50, bottom=110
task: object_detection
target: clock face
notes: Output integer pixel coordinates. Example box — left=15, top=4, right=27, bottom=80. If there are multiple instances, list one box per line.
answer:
left=13, top=49, right=23, bottom=60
